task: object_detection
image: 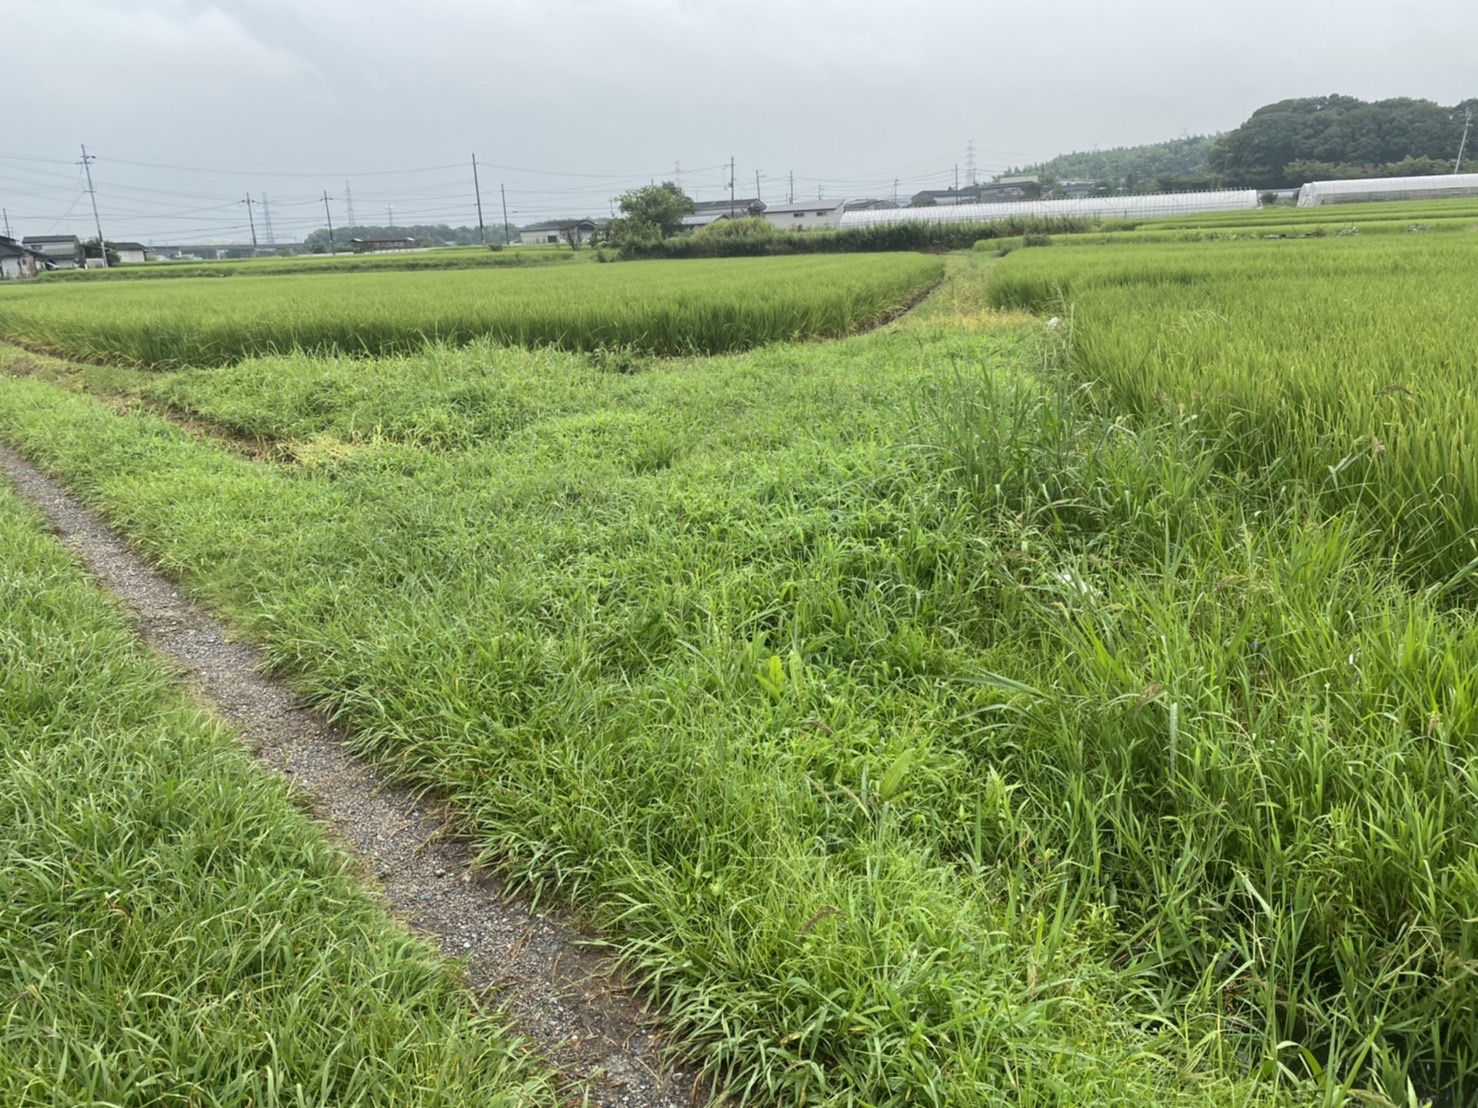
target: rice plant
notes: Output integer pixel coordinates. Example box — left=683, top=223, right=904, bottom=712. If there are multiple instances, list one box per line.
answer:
left=0, top=253, right=944, bottom=367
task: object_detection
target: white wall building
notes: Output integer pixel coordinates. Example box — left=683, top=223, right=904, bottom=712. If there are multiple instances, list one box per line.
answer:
left=757, top=199, right=848, bottom=231
left=519, top=219, right=597, bottom=246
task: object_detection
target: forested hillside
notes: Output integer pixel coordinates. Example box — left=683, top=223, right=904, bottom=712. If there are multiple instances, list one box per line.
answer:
left=1014, top=136, right=1217, bottom=191
left=1208, top=95, right=1476, bottom=187
left=1017, top=95, right=1475, bottom=192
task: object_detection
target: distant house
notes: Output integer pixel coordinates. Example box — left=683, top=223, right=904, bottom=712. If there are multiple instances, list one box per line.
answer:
left=756, top=199, right=848, bottom=231
left=911, top=188, right=983, bottom=207
left=22, top=234, right=83, bottom=269
left=843, top=198, right=898, bottom=211
left=151, top=242, right=307, bottom=259
left=0, top=236, right=45, bottom=280
left=680, top=211, right=736, bottom=230
left=978, top=175, right=1042, bottom=201
left=349, top=237, right=415, bottom=254
left=519, top=219, right=597, bottom=246
left=914, top=177, right=1044, bottom=206
left=1058, top=179, right=1099, bottom=199
left=113, top=242, right=152, bottom=265
left=691, top=197, right=765, bottom=218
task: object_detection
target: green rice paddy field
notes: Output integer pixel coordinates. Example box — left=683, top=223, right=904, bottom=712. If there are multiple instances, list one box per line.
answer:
left=4, top=226, right=1478, bottom=1106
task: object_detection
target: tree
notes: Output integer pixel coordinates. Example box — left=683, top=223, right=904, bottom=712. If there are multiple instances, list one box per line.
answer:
left=82, top=238, right=119, bottom=267
left=1209, top=94, right=1472, bottom=187
left=611, top=182, right=693, bottom=242
left=559, top=223, right=584, bottom=250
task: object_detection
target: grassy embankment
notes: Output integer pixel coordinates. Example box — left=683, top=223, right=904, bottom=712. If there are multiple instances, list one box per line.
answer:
left=0, top=483, right=555, bottom=1104
left=5, top=235, right=1478, bottom=1103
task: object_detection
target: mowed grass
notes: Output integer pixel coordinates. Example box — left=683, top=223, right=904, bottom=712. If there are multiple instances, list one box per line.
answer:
left=0, top=484, right=555, bottom=1105
left=7, top=239, right=1478, bottom=1103
left=0, top=253, right=944, bottom=367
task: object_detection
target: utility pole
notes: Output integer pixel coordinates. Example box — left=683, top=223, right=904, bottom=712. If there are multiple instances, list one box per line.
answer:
left=788, top=170, right=794, bottom=204
left=260, top=193, right=276, bottom=245
left=675, top=161, right=682, bottom=191
left=472, top=154, right=486, bottom=245
left=953, top=164, right=959, bottom=191
left=78, top=144, right=107, bottom=268
left=729, top=155, right=736, bottom=218
left=892, top=178, right=898, bottom=204
left=1457, top=108, right=1474, bottom=174
left=322, top=191, right=337, bottom=255
left=500, top=183, right=510, bottom=246
left=240, top=195, right=259, bottom=256
left=387, top=205, right=394, bottom=229
left=754, top=170, right=762, bottom=205
left=344, top=181, right=356, bottom=227
left=2, top=208, right=10, bottom=238
left=965, top=140, right=977, bottom=186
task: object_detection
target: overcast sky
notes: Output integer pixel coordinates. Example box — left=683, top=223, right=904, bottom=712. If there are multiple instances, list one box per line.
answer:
left=4, top=0, right=1475, bottom=244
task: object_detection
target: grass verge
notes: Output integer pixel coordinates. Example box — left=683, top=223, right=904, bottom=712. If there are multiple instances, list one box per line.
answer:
left=0, top=481, right=555, bottom=1106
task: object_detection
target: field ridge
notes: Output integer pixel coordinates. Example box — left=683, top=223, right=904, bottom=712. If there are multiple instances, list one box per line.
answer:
left=0, top=442, right=704, bottom=1108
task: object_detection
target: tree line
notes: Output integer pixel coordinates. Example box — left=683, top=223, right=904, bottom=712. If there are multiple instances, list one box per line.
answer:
left=1017, top=95, right=1476, bottom=193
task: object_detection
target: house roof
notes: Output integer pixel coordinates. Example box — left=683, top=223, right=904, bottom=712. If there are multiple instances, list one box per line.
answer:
left=113, top=241, right=149, bottom=252
left=680, top=211, right=737, bottom=227
left=758, top=199, right=847, bottom=214
left=912, top=188, right=983, bottom=201
left=23, top=234, right=80, bottom=245
left=521, top=218, right=596, bottom=232
left=691, top=198, right=763, bottom=213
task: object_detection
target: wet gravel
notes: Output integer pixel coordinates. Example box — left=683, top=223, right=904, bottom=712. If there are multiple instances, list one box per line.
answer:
left=0, top=443, right=707, bottom=1108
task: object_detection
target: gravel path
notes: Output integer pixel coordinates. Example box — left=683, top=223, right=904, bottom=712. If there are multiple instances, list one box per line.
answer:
left=0, top=443, right=706, bottom=1108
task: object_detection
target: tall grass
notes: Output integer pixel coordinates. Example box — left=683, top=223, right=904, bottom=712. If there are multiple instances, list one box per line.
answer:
left=0, top=254, right=943, bottom=367
left=10, top=241, right=1478, bottom=1103
left=928, top=339, right=1478, bottom=1105
left=0, top=484, right=554, bottom=1106
left=0, top=315, right=1284, bottom=1107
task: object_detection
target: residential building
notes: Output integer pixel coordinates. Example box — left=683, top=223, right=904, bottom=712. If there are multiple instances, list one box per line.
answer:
left=113, top=242, right=152, bottom=265
left=519, top=219, right=597, bottom=246
left=0, top=236, right=44, bottom=280
left=756, top=199, right=848, bottom=231
left=22, top=234, right=82, bottom=269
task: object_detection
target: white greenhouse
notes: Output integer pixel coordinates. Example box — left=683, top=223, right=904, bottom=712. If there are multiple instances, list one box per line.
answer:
left=1296, top=173, right=1478, bottom=206
left=837, top=190, right=1261, bottom=229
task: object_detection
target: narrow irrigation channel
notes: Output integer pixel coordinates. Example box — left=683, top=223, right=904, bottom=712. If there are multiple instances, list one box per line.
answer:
left=0, top=443, right=705, bottom=1108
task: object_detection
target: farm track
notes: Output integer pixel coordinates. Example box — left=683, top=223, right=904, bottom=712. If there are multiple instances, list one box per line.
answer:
left=0, top=442, right=708, bottom=1108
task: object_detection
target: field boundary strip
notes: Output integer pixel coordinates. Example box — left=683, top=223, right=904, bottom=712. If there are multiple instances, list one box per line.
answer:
left=0, top=442, right=706, bottom=1108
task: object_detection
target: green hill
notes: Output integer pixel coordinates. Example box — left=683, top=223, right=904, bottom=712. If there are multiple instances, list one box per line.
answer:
left=1010, top=136, right=1218, bottom=191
